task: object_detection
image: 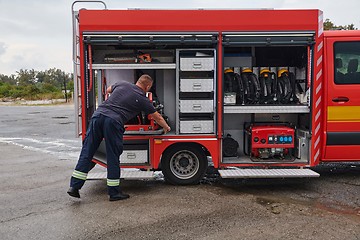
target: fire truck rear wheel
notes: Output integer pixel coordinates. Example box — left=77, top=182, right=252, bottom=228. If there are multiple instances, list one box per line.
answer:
left=162, top=144, right=207, bottom=185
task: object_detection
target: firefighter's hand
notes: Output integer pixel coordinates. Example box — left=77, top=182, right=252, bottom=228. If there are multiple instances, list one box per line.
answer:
left=163, top=126, right=171, bottom=134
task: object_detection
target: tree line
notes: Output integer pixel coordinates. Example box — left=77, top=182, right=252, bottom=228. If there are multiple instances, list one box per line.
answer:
left=0, top=68, right=73, bottom=101
left=324, top=19, right=357, bottom=30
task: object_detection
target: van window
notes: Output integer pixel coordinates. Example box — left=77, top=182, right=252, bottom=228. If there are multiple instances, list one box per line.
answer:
left=334, top=41, right=360, bottom=84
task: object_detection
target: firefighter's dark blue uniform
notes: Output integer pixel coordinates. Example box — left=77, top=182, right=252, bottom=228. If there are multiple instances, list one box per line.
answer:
left=70, top=81, right=155, bottom=197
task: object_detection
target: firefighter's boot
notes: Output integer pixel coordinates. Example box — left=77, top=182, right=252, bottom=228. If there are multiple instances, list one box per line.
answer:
left=108, top=185, right=130, bottom=201
left=67, top=187, right=80, bottom=198
left=109, top=191, right=130, bottom=201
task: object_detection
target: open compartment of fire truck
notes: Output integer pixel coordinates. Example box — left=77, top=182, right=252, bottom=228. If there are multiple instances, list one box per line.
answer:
left=83, top=33, right=218, bottom=166
left=221, top=32, right=313, bottom=164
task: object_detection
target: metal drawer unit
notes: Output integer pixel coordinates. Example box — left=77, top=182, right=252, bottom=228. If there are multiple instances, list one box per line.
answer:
left=176, top=49, right=216, bottom=134
left=120, top=150, right=148, bottom=164
left=179, top=100, right=214, bottom=113
left=180, top=120, right=214, bottom=134
left=180, top=57, right=215, bottom=71
left=94, top=139, right=149, bottom=166
left=120, top=140, right=149, bottom=165
left=180, top=78, right=214, bottom=92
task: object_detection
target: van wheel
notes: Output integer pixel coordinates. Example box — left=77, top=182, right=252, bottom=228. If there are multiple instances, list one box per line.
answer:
left=162, top=144, right=207, bottom=185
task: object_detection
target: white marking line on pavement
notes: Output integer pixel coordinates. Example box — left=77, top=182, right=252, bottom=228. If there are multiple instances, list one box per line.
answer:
left=0, top=137, right=81, bottom=160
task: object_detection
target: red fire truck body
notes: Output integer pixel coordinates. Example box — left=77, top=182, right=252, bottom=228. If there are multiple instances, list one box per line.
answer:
left=72, top=2, right=360, bottom=184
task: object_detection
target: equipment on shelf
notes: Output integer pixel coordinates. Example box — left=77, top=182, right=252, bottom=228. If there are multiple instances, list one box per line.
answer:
left=241, top=68, right=261, bottom=104
left=222, top=134, right=239, bottom=157
left=104, top=51, right=152, bottom=63
left=258, top=69, right=277, bottom=104
left=277, top=69, right=299, bottom=104
left=223, top=67, right=305, bottom=105
left=224, top=69, right=244, bottom=105
left=245, top=124, right=295, bottom=161
left=125, top=92, right=168, bottom=134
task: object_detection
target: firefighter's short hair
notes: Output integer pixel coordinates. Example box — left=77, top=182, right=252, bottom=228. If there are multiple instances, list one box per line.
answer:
left=137, top=74, right=153, bottom=87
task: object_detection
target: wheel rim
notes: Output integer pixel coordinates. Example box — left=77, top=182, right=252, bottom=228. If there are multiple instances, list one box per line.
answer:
left=169, top=150, right=200, bottom=180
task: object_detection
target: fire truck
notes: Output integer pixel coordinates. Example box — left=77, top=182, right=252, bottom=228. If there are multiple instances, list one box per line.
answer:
left=72, top=1, right=360, bottom=184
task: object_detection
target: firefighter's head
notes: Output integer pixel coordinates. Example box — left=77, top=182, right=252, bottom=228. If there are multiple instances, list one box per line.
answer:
left=136, top=74, right=153, bottom=92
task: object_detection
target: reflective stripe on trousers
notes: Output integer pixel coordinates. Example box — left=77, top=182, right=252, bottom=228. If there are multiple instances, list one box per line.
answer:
left=72, top=170, right=87, bottom=180
left=107, top=178, right=120, bottom=187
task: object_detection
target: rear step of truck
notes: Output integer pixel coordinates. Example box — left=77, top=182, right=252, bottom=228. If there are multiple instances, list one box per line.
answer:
left=218, top=168, right=319, bottom=178
left=87, top=170, right=155, bottom=180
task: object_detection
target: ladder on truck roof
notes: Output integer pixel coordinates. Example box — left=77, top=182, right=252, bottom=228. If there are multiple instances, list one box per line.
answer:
left=71, top=1, right=107, bottom=137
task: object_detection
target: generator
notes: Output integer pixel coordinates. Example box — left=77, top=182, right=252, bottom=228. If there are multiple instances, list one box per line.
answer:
left=245, top=124, right=295, bottom=161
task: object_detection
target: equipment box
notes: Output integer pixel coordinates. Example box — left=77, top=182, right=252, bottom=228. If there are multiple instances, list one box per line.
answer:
left=180, top=57, right=214, bottom=71
left=179, top=120, right=214, bottom=134
left=121, top=140, right=149, bottom=165
left=120, top=150, right=148, bottom=164
left=179, top=100, right=214, bottom=113
left=180, top=78, right=214, bottom=92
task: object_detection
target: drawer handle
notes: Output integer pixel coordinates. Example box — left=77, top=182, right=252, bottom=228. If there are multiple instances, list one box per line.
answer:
left=126, top=152, right=136, bottom=159
left=192, top=125, right=202, bottom=131
left=193, top=62, right=202, bottom=69
left=193, top=83, right=202, bottom=90
left=192, top=104, right=202, bottom=110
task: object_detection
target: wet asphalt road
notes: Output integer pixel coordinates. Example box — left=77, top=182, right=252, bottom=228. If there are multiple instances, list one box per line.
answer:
left=0, top=104, right=359, bottom=240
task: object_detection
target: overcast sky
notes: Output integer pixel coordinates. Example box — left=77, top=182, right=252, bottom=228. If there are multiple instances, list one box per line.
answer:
left=0, top=0, right=359, bottom=75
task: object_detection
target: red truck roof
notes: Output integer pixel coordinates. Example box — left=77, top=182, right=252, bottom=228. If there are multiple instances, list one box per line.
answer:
left=78, top=9, right=321, bottom=32
left=324, top=30, right=360, bottom=37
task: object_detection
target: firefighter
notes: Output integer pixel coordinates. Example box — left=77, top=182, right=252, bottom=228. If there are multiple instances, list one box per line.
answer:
left=67, top=74, right=171, bottom=201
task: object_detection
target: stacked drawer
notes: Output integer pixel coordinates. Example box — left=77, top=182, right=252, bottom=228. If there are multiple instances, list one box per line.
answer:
left=120, top=140, right=149, bottom=165
left=178, top=51, right=215, bottom=134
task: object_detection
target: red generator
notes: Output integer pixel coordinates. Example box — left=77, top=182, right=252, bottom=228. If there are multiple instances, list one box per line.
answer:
left=246, top=125, right=295, bottom=161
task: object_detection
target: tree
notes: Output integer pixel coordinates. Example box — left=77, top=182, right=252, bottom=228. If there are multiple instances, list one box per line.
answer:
left=0, top=74, right=16, bottom=85
left=324, top=19, right=358, bottom=30
left=16, top=69, right=37, bottom=86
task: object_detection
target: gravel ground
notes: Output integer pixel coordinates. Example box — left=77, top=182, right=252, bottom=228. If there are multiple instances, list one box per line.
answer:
left=0, top=105, right=359, bottom=240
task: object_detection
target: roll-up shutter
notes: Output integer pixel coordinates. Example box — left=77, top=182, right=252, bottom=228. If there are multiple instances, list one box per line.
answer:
left=222, top=31, right=315, bottom=46
left=83, top=32, right=218, bottom=45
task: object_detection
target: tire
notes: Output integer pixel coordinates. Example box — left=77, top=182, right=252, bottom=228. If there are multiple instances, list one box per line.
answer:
left=162, top=144, right=208, bottom=185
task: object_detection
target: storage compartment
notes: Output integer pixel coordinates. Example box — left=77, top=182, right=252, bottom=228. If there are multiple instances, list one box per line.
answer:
left=180, top=57, right=214, bottom=71
left=176, top=49, right=216, bottom=134
left=180, top=120, right=214, bottom=134
left=222, top=112, right=310, bottom=164
left=223, top=39, right=310, bottom=106
left=120, top=150, right=148, bottom=164
left=221, top=32, right=313, bottom=164
left=93, top=140, right=149, bottom=165
left=180, top=78, right=214, bottom=92
left=179, top=99, right=214, bottom=113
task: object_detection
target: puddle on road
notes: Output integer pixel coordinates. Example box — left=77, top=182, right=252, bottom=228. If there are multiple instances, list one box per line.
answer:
left=255, top=197, right=282, bottom=214
left=256, top=197, right=278, bottom=206
left=2, top=119, right=18, bottom=122
left=217, top=178, right=360, bottom=217
left=28, top=111, right=47, bottom=114
left=52, top=116, right=68, bottom=119
left=254, top=195, right=360, bottom=216
left=314, top=201, right=360, bottom=216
